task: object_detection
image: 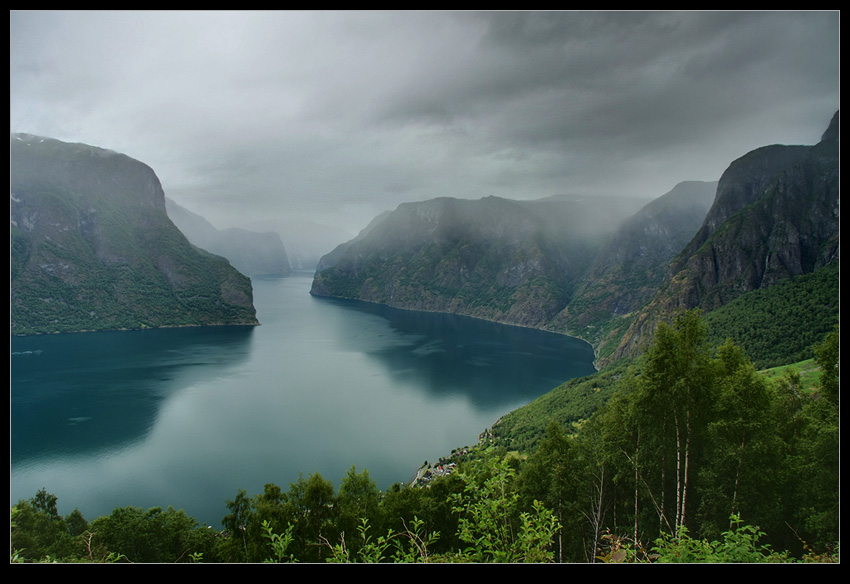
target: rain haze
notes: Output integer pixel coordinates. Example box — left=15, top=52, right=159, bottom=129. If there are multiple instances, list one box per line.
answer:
left=10, top=10, right=840, bottom=240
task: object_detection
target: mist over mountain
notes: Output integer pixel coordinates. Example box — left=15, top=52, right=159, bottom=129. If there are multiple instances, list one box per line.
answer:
left=310, top=194, right=656, bottom=330
left=550, top=181, right=718, bottom=339
left=275, top=219, right=354, bottom=271
left=10, top=134, right=259, bottom=335
left=311, top=112, right=838, bottom=369
left=165, top=198, right=292, bottom=277
left=606, top=111, right=839, bottom=365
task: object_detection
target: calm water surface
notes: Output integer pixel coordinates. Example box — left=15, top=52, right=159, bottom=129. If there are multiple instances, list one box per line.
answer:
left=10, top=273, right=596, bottom=527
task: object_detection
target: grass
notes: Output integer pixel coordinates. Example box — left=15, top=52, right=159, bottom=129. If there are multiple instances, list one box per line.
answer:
left=760, top=359, right=821, bottom=393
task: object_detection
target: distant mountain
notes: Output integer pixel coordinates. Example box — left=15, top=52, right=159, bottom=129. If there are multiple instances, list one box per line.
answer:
left=311, top=112, right=838, bottom=370
left=312, top=210, right=393, bottom=274
left=549, top=181, right=717, bottom=339
left=165, top=198, right=292, bottom=277
left=275, top=219, right=354, bottom=271
left=605, top=111, right=839, bottom=366
left=10, top=134, right=259, bottom=335
left=310, top=194, right=655, bottom=330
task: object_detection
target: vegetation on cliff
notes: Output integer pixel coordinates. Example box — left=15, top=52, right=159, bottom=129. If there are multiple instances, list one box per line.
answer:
left=10, top=134, right=259, bottom=335
left=11, top=318, right=838, bottom=563
left=9, top=114, right=839, bottom=563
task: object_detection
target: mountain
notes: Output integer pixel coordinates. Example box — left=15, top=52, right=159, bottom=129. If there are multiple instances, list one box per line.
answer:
left=10, top=134, right=259, bottom=335
left=310, top=194, right=656, bottom=330
left=165, top=198, right=292, bottom=277
left=548, top=181, right=717, bottom=340
left=605, top=111, right=839, bottom=366
left=273, top=219, right=354, bottom=272
left=311, top=112, right=838, bottom=370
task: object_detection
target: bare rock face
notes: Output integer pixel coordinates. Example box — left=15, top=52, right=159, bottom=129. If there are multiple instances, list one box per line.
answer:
left=11, top=134, right=259, bottom=335
left=310, top=192, right=696, bottom=332
left=604, top=111, right=839, bottom=366
left=165, top=198, right=292, bottom=278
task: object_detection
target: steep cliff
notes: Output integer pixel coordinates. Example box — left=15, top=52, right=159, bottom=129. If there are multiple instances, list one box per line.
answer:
left=11, top=134, right=259, bottom=334
left=166, top=198, right=292, bottom=277
left=311, top=194, right=657, bottom=330
left=550, top=181, right=717, bottom=339
left=604, top=111, right=839, bottom=365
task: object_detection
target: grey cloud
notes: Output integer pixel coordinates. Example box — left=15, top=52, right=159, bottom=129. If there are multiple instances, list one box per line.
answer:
left=10, top=11, right=839, bottom=233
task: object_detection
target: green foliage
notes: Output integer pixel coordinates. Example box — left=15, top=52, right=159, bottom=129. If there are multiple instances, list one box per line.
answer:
left=651, top=518, right=789, bottom=563
left=814, top=324, right=839, bottom=404
left=321, top=516, right=440, bottom=563
left=11, top=499, right=80, bottom=562
left=9, top=316, right=839, bottom=563
left=599, top=515, right=789, bottom=562
left=450, top=456, right=560, bottom=562
left=89, top=505, right=219, bottom=563
left=30, top=488, right=59, bottom=519
left=506, top=313, right=839, bottom=562
left=493, top=360, right=636, bottom=453
left=703, top=262, right=838, bottom=368
left=261, top=520, right=297, bottom=563
left=335, top=466, right=382, bottom=552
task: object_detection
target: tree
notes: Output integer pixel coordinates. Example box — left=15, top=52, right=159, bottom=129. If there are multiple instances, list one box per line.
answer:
left=90, top=505, right=217, bottom=563
left=787, top=328, right=840, bottom=550
left=451, top=455, right=560, bottom=562
left=285, top=472, right=337, bottom=562
left=220, top=488, right=254, bottom=562
left=814, top=324, right=838, bottom=405
left=64, top=508, right=90, bottom=538
left=31, top=488, right=59, bottom=519
left=516, top=421, right=585, bottom=562
left=633, top=310, right=715, bottom=538
left=379, top=472, right=464, bottom=556
left=334, top=466, right=381, bottom=554
left=695, top=340, right=782, bottom=540
left=11, top=498, right=78, bottom=561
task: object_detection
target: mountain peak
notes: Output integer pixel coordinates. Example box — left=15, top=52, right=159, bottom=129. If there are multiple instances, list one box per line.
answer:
left=820, top=110, right=839, bottom=143
left=11, top=135, right=259, bottom=334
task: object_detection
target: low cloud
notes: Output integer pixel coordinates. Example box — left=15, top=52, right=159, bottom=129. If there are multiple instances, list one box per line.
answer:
left=10, top=11, right=839, bottom=234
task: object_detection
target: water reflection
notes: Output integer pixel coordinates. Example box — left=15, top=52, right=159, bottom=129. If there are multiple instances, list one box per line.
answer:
left=11, top=275, right=596, bottom=526
left=313, top=296, right=597, bottom=407
left=10, top=326, right=255, bottom=464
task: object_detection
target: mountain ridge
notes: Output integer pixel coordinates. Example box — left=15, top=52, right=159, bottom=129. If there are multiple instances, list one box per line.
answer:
left=165, top=198, right=292, bottom=278
left=11, top=133, right=260, bottom=335
left=311, top=112, right=838, bottom=369
left=310, top=192, right=698, bottom=337
left=603, top=111, right=839, bottom=366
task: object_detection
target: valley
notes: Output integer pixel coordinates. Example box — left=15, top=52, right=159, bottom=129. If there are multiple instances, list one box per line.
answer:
left=9, top=111, right=839, bottom=563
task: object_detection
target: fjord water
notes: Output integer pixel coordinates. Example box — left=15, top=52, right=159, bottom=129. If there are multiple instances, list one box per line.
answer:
left=11, top=273, right=596, bottom=527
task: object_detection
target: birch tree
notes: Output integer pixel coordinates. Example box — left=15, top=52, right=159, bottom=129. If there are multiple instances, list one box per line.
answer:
left=634, top=310, right=715, bottom=538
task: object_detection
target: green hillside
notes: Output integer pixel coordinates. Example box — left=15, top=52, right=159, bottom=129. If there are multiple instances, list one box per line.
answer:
left=10, top=134, right=259, bottom=335
left=703, top=261, right=839, bottom=368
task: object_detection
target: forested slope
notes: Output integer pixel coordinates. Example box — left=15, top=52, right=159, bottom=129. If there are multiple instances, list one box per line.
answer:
left=10, top=134, right=259, bottom=334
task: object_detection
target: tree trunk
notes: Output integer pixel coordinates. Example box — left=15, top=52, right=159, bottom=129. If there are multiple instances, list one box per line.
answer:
left=730, top=433, right=747, bottom=528
left=680, top=409, right=691, bottom=532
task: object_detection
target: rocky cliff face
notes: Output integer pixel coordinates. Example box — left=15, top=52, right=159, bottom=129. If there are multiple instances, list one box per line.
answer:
left=166, top=198, right=292, bottom=277
left=11, top=134, right=259, bottom=334
left=311, top=197, right=571, bottom=328
left=604, top=111, right=839, bottom=366
left=310, top=112, right=839, bottom=369
left=550, top=181, right=717, bottom=338
left=310, top=194, right=691, bottom=332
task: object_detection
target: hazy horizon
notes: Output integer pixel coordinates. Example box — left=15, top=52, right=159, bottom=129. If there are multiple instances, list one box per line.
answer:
left=10, top=11, right=839, bottom=236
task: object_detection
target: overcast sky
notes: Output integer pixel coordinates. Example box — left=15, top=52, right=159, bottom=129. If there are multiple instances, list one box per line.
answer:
left=10, top=10, right=840, bottom=237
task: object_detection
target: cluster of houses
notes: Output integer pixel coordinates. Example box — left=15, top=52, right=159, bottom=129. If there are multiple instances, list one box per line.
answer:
left=411, top=427, right=500, bottom=487
left=412, top=460, right=459, bottom=487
